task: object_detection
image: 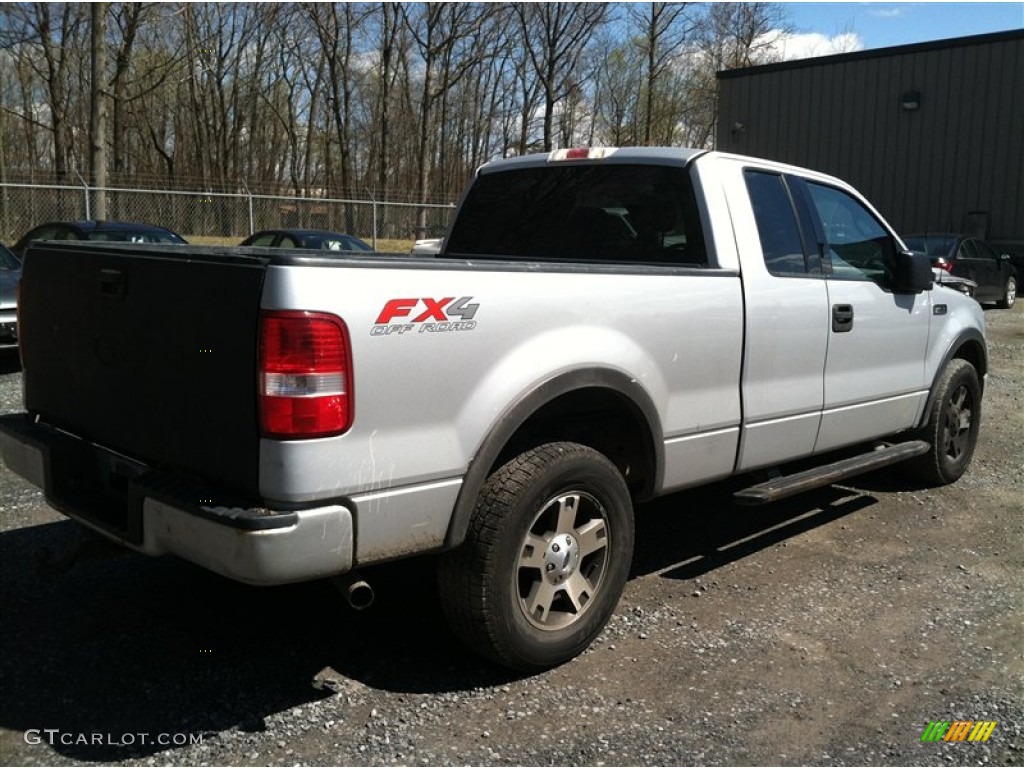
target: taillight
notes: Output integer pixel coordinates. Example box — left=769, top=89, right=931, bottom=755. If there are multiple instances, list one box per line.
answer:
left=932, top=258, right=954, bottom=274
left=259, top=311, right=352, bottom=439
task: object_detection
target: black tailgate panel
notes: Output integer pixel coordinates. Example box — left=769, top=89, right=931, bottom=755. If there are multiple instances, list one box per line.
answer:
left=20, top=243, right=267, bottom=497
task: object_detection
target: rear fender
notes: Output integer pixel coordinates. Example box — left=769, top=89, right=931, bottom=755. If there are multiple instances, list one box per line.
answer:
left=443, top=367, right=662, bottom=550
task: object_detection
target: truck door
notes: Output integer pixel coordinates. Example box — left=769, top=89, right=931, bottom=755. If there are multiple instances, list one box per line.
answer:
left=733, top=170, right=830, bottom=471
left=795, top=179, right=931, bottom=452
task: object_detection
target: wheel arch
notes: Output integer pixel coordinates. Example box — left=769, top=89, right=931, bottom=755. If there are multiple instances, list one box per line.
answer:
left=443, top=368, right=663, bottom=550
left=917, top=328, right=987, bottom=429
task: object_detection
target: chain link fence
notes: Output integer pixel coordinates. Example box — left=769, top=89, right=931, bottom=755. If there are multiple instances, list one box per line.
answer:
left=0, top=182, right=456, bottom=248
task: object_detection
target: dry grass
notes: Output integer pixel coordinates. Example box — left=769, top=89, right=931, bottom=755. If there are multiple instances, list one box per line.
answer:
left=185, top=234, right=415, bottom=254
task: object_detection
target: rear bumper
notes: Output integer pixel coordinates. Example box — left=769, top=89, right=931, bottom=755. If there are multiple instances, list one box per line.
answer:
left=0, top=414, right=353, bottom=585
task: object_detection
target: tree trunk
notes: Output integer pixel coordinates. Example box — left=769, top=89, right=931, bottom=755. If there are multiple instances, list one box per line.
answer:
left=89, top=3, right=108, bottom=219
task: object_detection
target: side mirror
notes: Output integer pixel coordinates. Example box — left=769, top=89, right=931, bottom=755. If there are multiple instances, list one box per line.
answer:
left=893, top=249, right=933, bottom=293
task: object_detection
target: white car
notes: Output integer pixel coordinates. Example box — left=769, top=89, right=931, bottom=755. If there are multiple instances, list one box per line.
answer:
left=411, top=237, right=442, bottom=255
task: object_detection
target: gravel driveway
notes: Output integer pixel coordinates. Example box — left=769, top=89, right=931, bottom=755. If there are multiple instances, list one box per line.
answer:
left=0, top=304, right=1020, bottom=767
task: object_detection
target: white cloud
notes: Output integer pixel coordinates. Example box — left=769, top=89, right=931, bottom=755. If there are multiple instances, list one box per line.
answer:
left=869, top=7, right=906, bottom=18
left=768, top=31, right=866, bottom=61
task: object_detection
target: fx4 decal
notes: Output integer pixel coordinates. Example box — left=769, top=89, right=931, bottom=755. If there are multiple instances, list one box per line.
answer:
left=371, top=297, right=479, bottom=336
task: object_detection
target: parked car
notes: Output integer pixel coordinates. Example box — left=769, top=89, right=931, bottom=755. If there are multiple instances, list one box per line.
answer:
left=903, top=234, right=1016, bottom=308
left=411, top=237, right=443, bottom=255
left=988, top=239, right=1024, bottom=278
left=932, top=271, right=978, bottom=298
left=0, top=244, right=20, bottom=350
left=240, top=229, right=373, bottom=253
left=11, top=220, right=187, bottom=258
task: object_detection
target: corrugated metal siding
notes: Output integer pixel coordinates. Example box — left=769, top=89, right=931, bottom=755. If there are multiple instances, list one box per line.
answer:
left=717, top=32, right=1024, bottom=239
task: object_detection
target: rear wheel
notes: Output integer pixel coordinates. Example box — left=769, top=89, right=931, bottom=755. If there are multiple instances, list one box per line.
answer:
left=996, top=275, right=1016, bottom=309
left=439, top=442, right=634, bottom=671
left=907, top=359, right=981, bottom=485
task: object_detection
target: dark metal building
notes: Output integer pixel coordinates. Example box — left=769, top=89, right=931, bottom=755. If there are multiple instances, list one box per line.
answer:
left=716, top=29, right=1023, bottom=241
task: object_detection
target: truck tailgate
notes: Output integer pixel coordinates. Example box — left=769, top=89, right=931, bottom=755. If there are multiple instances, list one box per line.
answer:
left=18, top=243, right=267, bottom=496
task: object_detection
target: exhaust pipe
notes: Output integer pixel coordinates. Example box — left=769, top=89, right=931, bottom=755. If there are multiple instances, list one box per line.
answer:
left=333, top=573, right=375, bottom=610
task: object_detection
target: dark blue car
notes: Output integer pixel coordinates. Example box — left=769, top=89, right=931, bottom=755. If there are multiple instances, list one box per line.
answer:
left=11, top=220, right=187, bottom=258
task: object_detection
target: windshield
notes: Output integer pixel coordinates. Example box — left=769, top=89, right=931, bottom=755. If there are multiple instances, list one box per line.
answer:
left=903, top=235, right=955, bottom=257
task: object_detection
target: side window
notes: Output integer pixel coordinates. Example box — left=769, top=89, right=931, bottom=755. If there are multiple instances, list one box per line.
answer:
left=744, top=170, right=810, bottom=276
left=249, top=234, right=276, bottom=247
left=278, top=235, right=298, bottom=248
left=806, top=182, right=896, bottom=285
left=54, top=227, right=80, bottom=240
left=30, top=225, right=68, bottom=242
left=975, top=240, right=999, bottom=261
left=958, top=240, right=979, bottom=260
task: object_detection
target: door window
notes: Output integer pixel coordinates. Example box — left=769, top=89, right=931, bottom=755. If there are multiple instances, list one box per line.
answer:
left=974, top=240, right=1000, bottom=261
left=806, top=182, right=897, bottom=286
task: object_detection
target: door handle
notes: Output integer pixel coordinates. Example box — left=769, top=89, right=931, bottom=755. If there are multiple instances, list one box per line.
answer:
left=832, top=303, right=854, bottom=332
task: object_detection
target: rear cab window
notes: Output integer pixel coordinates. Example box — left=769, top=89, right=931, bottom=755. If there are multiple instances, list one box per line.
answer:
left=444, top=163, right=707, bottom=267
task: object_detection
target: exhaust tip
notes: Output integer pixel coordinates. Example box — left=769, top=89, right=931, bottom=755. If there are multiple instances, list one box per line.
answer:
left=333, top=573, right=375, bottom=610
left=346, top=580, right=375, bottom=610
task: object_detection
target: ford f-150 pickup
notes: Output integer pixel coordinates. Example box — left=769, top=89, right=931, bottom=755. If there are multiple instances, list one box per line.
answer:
left=0, top=148, right=987, bottom=671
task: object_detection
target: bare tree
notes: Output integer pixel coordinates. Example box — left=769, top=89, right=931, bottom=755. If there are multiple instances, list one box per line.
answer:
left=404, top=3, right=490, bottom=236
left=514, top=2, right=608, bottom=151
left=90, top=2, right=108, bottom=217
left=628, top=3, right=696, bottom=145
left=14, top=3, right=88, bottom=184
left=685, top=2, right=790, bottom=148
left=307, top=1, right=366, bottom=222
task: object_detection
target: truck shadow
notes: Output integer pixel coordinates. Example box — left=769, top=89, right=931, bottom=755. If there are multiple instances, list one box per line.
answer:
left=0, top=479, right=877, bottom=761
left=631, top=479, right=876, bottom=580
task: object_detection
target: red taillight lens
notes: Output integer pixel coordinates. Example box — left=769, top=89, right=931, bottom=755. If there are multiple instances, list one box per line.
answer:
left=932, top=258, right=954, bottom=274
left=259, top=311, right=352, bottom=438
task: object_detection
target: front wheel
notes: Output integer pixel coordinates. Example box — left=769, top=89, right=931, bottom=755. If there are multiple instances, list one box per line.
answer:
left=996, top=275, right=1016, bottom=309
left=438, top=442, right=634, bottom=671
left=907, top=359, right=981, bottom=485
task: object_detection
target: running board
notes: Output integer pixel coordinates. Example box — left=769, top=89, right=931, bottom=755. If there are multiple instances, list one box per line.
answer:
left=733, top=440, right=929, bottom=506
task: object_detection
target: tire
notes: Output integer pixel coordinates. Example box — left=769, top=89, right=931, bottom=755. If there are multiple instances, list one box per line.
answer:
left=907, top=359, right=981, bottom=485
left=996, top=275, right=1016, bottom=309
left=438, top=442, right=634, bottom=671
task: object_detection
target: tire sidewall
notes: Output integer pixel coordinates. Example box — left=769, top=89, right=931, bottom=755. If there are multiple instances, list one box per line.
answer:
left=485, top=447, right=634, bottom=670
left=929, top=361, right=982, bottom=483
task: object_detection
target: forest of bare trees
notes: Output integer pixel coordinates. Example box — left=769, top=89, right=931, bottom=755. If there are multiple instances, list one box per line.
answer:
left=0, top=2, right=791, bottom=208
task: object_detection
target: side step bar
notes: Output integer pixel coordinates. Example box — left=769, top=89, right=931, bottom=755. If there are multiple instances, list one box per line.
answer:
left=733, top=440, right=929, bottom=506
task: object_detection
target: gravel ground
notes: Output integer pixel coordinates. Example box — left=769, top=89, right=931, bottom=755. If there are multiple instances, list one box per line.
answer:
left=0, top=304, right=1020, bottom=767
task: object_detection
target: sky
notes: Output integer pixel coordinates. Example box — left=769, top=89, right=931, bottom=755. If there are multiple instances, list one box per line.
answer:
left=771, top=1, right=1023, bottom=60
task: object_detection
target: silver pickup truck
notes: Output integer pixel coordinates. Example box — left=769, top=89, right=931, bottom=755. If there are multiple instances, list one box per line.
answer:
left=0, top=148, right=986, bottom=670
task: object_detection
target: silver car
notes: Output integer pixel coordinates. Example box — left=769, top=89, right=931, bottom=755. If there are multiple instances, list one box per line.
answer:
left=0, top=244, right=20, bottom=350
